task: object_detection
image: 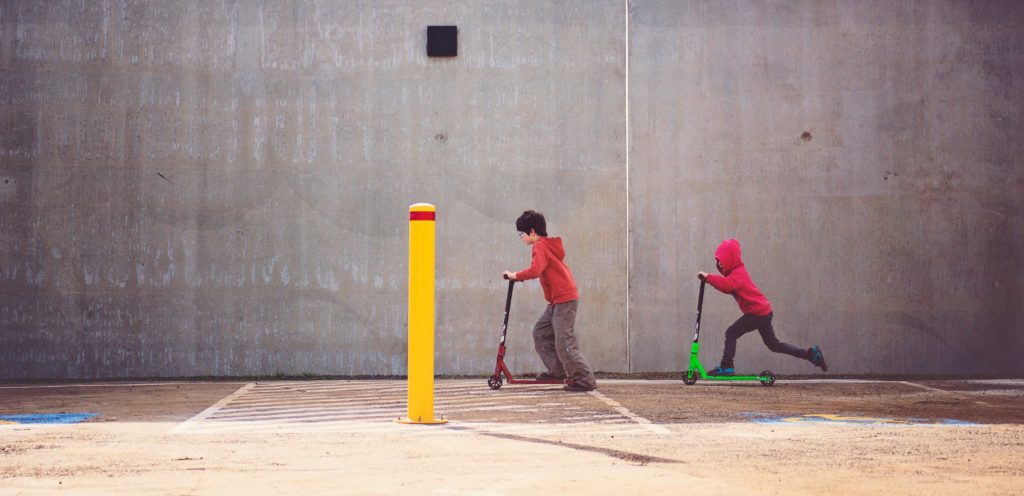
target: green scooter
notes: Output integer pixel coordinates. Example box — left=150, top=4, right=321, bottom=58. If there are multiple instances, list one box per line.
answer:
left=684, top=280, right=775, bottom=387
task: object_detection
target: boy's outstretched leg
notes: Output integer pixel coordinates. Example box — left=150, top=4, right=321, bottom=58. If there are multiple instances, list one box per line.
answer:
left=756, top=316, right=808, bottom=361
left=757, top=316, right=829, bottom=372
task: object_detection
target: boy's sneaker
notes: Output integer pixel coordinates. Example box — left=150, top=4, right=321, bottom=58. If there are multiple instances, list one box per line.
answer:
left=707, top=365, right=734, bottom=376
left=808, top=345, right=828, bottom=372
left=562, top=383, right=596, bottom=392
left=536, top=372, right=567, bottom=381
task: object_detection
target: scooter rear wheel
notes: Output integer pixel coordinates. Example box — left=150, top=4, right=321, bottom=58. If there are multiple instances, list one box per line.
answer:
left=758, top=370, right=775, bottom=387
left=487, top=375, right=503, bottom=390
left=683, top=370, right=698, bottom=385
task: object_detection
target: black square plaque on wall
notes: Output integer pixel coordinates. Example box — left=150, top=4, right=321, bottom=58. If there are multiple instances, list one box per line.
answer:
left=427, top=25, right=458, bottom=57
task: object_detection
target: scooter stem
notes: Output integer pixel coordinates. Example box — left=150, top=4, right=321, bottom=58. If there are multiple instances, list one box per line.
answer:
left=498, top=279, right=515, bottom=347
left=503, top=279, right=515, bottom=329
left=694, top=279, right=706, bottom=343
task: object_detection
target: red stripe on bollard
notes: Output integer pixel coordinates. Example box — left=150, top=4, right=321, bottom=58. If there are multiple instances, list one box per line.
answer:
left=409, top=212, right=436, bottom=221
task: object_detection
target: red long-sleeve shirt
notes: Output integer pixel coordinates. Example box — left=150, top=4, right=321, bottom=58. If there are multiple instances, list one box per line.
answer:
left=515, top=237, right=579, bottom=304
left=704, top=239, right=773, bottom=316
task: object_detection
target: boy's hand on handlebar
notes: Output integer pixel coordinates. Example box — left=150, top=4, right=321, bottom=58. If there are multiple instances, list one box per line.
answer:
left=697, top=271, right=708, bottom=281
left=503, top=271, right=517, bottom=281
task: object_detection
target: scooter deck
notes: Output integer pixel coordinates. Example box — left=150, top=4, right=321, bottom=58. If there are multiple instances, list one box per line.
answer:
left=686, top=352, right=775, bottom=386
left=507, top=378, right=571, bottom=385
left=688, top=363, right=768, bottom=381
left=695, top=373, right=765, bottom=381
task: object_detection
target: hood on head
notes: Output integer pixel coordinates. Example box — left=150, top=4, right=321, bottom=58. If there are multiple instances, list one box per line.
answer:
left=715, top=238, right=743, bottom=275
left=538, top=237, right=565, bottom=261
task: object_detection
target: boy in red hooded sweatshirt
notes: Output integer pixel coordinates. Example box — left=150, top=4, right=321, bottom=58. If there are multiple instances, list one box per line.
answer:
left=503, top=210, right=598, bottom=392
left=698, top=239, right=828, bottom=375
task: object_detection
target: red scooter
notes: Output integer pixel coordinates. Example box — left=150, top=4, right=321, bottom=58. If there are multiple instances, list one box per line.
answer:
left=487, top=276, right=575, bottom=389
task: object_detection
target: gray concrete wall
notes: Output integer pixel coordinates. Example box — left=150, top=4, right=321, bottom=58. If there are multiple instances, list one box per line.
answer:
left=629, top=0, right=1024, bottom=375
left=0, top=0, right=627, bottom=379
left=2, top=1, right=1022, bottom=379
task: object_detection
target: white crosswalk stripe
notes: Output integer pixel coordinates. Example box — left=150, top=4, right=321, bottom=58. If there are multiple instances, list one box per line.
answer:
left=170, top=380, right=661, bottom=435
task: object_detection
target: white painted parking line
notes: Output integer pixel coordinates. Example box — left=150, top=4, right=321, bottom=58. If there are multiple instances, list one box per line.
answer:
left=965, top=379, right=1024, bottom=386
left=589, top=390, right=671, bottom=434
left=170, top=380, right=659, bottom=435
left=459, top=405, right=535, bottom=412
left=0, top=382, right=194, bottom=389
left=899, top=381, right=990, bottom=406
left=169, top=383, right=255, bottom=434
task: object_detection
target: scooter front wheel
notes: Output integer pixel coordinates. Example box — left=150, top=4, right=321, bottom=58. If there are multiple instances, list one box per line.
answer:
left=487, top=375, right=503, bottom=390
left=683, top=370, right=698, bottom=385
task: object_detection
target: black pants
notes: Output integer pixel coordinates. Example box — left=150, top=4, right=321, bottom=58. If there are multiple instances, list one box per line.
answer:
left=720, top=312, right=807, bottom=368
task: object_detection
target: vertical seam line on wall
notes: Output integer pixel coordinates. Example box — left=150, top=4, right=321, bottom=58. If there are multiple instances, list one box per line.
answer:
left=624, top=0, right=631, bottom=373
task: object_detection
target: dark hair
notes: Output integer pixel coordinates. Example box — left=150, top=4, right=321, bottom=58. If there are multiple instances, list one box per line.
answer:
left=516, top=210, right=547, bottom=236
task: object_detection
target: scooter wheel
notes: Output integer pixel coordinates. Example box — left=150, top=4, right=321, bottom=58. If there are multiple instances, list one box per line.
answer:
left=487, top=376, right=503, bottom=390
left=683, top=370, right=698, bottom=385
left=759, top=370, right=776, bottom=387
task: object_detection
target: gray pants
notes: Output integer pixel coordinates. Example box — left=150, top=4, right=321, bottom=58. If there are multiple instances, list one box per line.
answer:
left=532, top=300, right=597, bottom=389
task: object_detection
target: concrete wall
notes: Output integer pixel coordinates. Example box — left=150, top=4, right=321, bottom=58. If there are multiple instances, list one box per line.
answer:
left=1, top=1, right=1021, bottom=379
left=629, top=0, right=1024, bottom=374
left=0, top=0, right=627, bottom=379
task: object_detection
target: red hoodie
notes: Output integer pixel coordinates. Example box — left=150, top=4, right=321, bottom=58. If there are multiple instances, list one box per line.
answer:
left=704, top=239, right=773, bottom=316
left=515, top=237, right=579, bottom=304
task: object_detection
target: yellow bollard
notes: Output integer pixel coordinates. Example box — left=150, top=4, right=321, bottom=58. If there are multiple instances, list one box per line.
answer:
left=397, top=203, right=447, bottom=425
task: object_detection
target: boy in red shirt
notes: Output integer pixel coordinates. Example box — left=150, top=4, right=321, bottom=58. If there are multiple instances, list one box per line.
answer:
left=698, top=239, right=828, bottom=375
left=503, top=210, right=598, bottom=392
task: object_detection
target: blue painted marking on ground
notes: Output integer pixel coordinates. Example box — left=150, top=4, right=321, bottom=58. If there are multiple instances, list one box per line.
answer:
left=743, top=413, right=979, bottom=426
left=932, top=419, right=979, bottom=426
left=0, top=413, right=98, bottom=424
